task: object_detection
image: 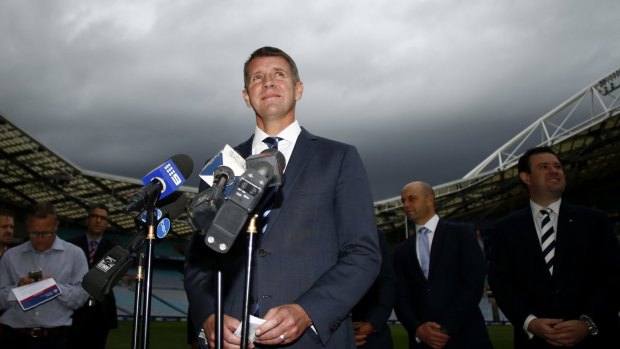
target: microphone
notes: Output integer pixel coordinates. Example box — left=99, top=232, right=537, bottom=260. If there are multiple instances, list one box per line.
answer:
left=198, top=145, right=246, bottom=196
left=123, top=154, right=194, bottom=213
left=84, top=194, right=190, bottom=300
left=155, top=193, right=190, bottom=238
left=204, top=149, right=286, bottom=253
left=189, top=146, right=246, bottom=236
left=82, top=245, right=133, bottom=301
left=133, top=192, right=191, bottom=240
left=245, top=148, right=285, bottom=187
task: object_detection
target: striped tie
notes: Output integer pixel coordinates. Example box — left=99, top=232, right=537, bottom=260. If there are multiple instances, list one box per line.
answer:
left=418, top=227, right=431, bottom=279
left=89, top=240, right=98, bottom=265
left=262, top=137, right=282, bottom=150
left=260, top=137, right=282, bottom=233
left=540, top=209, right=555, bottom=275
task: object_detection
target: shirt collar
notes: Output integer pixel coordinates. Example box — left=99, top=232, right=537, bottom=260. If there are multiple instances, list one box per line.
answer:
left=251, top=120, right=301, bottom=151
left=24, top=235, right=65, bottom=254
left=415, top=214, right=440, bottom=234
left=530, top=198, right=562, bottom=217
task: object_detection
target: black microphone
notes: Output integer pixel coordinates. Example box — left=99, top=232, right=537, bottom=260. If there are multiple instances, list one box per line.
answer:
left=82, top=245, right=133, bottom=301
left=189, top=146, right=245, bottom=236
left=83, top=194, right=189, bottom=300
left=245, top=148, right=285, bottom=187
left=132, top=192, right=191, bottom=242
left=123, top=154, right=194, bottom=213
left=204, top=149, right=286, bottom=253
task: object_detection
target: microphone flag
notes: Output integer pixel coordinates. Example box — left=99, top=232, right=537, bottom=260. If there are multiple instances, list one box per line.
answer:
left=199, top=145, right=246, bottom=196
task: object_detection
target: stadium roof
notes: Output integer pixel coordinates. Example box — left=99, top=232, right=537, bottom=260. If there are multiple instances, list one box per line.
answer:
left=0, top=117, right=196, bottom=236
left=375, top=67, right=620, bottom=236
left=2, top=67, right=619, bottom=240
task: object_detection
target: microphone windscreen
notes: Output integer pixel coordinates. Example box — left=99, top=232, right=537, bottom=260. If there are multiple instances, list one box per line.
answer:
left=169, top=154, right=194, bottom=179
left=246, top=149, right=286, bottom=187
left=199, top=145, right=246, bottom=195
left=162, top=193, right=190, bottom=221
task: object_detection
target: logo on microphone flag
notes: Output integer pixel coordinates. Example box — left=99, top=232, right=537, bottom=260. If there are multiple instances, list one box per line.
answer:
left=199, top=144, right=246, bottom=196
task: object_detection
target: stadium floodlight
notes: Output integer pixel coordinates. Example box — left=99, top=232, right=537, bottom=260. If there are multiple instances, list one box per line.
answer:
left=595, top=68, right=620, bottom=96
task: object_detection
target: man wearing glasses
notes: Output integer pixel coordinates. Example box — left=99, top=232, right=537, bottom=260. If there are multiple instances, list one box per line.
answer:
left=68, top=204, right=118, bottom=349
left=0, top=202, right=89, bottom=349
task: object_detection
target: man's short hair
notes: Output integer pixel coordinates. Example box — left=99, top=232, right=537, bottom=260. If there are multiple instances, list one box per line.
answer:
left=0, top=208, right=14, bottom=218
left=243, top=46, right=300, bottom=89
left=27, top=202, right=57, bottom=221
left=88, top=203, right=109, bottom=215
left=517, top=146, right=561, bottom=174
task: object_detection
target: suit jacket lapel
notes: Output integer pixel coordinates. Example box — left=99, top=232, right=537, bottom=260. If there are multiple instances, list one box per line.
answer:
left=554, top=202, right=574, bottom=280
left=520, top=208, right=555, bottom=280
left=427, top=220, right=446, bottom=281
left=406, top=236, right=426, bottom=282
left=261, top=128, right=318, bottom=237
left=234, top=129, right=319, bottom=237
left=235, top=135, right=253, bottom=158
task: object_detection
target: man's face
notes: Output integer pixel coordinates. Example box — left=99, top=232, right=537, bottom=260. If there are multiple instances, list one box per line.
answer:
left=27, top=214, right=58, bottom=252
left=242, top=56, right=303, bottom=123
left=87, top=207, right=109, bottom=237
left=520, top=152, right=566, bottom=201
left=0, top=215, right=14, bottom=244
left=401, top=184, right=433, bottom=225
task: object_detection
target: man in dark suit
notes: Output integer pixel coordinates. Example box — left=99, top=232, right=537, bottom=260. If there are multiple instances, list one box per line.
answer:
left=352, top=229, right=396, bottom=349
left=184, top=46, right=380, bottom=348
left=393, top=181, right=492, bottom=349
left=488, top=146, right=620, bottom=348
left=68, top=204, right=118, bottom=349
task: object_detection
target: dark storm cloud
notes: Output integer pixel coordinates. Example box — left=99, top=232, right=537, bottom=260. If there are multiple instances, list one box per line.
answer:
left=1, top=0, right=619, bottom=200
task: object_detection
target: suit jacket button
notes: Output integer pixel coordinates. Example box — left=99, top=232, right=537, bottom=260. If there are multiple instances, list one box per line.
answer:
left=258, top=249, right=269, bottom=257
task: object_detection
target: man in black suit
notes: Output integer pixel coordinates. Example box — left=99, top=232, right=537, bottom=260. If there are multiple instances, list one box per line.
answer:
left=184, top=46, right=380, bottom=348
left=393, top=181, right=492, bottom=349
left=352, top=229, right=396, bottom=349
left=488, top=146, right=620, bottom=348
left=68, top=204, right=118, bottom=349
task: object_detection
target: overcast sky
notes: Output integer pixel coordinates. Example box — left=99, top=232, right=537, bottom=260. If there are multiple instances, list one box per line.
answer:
left=1, top=0, right=619, bottom=201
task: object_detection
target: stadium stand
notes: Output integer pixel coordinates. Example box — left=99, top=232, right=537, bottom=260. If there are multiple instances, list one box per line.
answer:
left=1, top=66, right=618, bottom=325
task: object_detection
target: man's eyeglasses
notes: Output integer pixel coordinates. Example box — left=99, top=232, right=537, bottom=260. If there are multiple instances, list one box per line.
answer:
left=29, top=231, right=55, bottom=238
left=89, top=214, right=109, bottom=222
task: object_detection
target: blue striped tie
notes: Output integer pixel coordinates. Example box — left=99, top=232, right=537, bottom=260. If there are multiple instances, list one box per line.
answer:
left=262, top=137, right=282, bottom=150
left=540, top=209, right=555, bottom=275
left=260, top=137, right=282, bottom=233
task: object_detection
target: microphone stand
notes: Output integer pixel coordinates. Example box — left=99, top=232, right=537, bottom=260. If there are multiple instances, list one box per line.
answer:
left=240, top=215, right=259, bottom=349
left=215, top=256, right=223, bottom=349
left=140, top=203, right=158, bottom=349
left=212, top=215, right=258, bottom=349
left=128, top=190, right=159, bottom=349
left=132, top=252, right=145, bottom=349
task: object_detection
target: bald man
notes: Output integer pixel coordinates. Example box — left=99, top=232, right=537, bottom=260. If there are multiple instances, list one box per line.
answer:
left=393, top=182, right=491, bottom=349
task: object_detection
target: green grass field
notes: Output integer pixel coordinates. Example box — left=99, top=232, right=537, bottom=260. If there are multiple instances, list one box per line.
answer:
left=107, top=321, right=514, bottom=349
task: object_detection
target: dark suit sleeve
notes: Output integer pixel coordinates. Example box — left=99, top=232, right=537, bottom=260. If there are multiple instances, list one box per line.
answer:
left=487, top=215, right=533, bottom=327
left=183, top=178, right=219, bottom=336
left=366, top=232, right=396, bottom=331
left=353, top=231, right=396, bottom=332
left=183, top=230, right=218, bottom=335
left=294, top=145, right=381, bottom=342
left=440, top=223, right=487, bottom=334
left=393, top=240, right=422, bottom=334
left=580, top=209, right=620, bottom=327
